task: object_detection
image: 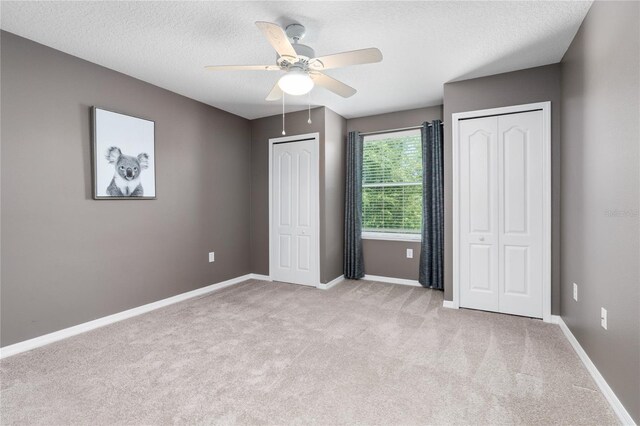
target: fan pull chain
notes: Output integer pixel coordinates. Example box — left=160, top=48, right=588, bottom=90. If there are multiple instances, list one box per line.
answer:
left=307, top=91, right=312, bottom=124
left=281, top=92, right=286, bottom=135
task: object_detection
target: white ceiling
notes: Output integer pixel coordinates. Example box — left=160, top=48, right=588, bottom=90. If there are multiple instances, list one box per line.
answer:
left=1, top=1, right=591, bottom=120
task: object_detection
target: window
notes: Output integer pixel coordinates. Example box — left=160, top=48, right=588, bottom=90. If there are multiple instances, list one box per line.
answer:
left=362, top=129, right=422, bottom=240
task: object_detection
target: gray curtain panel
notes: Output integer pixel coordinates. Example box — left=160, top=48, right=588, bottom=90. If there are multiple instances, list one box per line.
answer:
left=344, top=131, right=365, bottom=279
left=419, top=120, right=444, bottom=289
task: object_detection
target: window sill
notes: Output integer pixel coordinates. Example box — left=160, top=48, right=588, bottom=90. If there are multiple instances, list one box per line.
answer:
left=361, top=232, right=421, bottom=242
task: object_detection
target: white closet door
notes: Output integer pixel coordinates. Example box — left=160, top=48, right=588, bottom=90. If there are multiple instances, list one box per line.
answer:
left=497, top=111, right=543, bottom=318
left=459, top=116, right=500, bottom=312
left=459, top=110, right=545, bottom=318
left=272, top=139, right=318, bottom=286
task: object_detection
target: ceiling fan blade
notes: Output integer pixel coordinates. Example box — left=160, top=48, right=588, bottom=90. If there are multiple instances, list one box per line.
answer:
left=266, top=82, right=283, bottom=101
left=310, top=48, right=382, bottom=70
left=255, top=21, right=297, bottom=59
left=205, top=64, right=281, bottom=71
left=310, top=73, right=357, bottom=98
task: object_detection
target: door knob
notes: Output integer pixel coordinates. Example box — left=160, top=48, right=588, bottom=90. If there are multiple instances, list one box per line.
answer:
left=479, top=236, right=485, bottom=241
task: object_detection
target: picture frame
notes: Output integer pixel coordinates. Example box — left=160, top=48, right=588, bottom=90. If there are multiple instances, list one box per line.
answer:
left=92, top=106, right=156, bottom=200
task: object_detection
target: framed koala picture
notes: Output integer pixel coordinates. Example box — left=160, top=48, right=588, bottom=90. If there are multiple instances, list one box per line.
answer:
left=92, top=107, right=156, bottom=199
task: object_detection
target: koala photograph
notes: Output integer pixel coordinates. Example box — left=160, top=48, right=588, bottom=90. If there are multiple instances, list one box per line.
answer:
left=93, top=107, right=156, bottom=199
left=105, top=147, right=149, bottom=196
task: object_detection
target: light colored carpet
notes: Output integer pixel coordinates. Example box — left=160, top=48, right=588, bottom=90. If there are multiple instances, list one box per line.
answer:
left=1, top=279, right=617, bottom=425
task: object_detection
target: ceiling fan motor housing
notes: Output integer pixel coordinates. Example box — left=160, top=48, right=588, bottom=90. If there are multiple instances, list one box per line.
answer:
left=275, top=23, right=315, bottom=68
left=292, top=44, right=315, bottom=60
left=277, top=43, right=315, bottom=68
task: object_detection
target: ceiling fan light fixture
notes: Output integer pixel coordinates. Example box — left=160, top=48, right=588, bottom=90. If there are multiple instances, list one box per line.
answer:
left=278, top=68, right=314, bottom=96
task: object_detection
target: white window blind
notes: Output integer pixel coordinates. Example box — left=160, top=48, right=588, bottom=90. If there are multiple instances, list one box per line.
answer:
left=362, top=129, right=422, bottom=235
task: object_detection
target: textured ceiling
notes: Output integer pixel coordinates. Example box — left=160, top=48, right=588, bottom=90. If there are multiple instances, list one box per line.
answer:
left=0, top=1, right=591, bottom=119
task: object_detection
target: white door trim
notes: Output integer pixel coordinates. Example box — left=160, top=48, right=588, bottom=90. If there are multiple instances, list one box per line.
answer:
left=452, top=102, right=552, bottom=322
left=268, top=132, right=321, bottom=287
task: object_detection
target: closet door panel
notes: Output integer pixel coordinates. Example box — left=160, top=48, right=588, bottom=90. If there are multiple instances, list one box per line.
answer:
left=459, top=116, right=499, bottom=312
left=498, top=111, right=544, bottom=318
left=272, top=140, right=319, bottom=287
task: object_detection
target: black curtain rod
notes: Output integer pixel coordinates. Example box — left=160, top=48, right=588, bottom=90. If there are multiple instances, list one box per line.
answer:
left=359, top=122, right=444, bottom=137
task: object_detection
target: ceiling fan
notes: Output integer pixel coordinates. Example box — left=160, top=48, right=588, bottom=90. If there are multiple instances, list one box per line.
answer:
left=205, top=22, right=383, bottom=101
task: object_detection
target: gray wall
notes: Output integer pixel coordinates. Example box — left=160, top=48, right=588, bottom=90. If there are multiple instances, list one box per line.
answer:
left=322, top=108, right=347, bottom=283
left=346, top=106, right=443, bottom=280
left=443, top=64, right=562, bottom=313
left=1, top=32, right=252, bottom=347
left=560, top=1, right=640, bottom=422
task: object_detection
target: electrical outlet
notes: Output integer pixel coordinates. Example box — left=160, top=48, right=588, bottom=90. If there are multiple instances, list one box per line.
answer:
left=209, top=252, right=215, bottom=263
left=573, top=283, right=578, bottom=301
left=601, top=307, right=607, bottom=330
left=406, top=248, right=413, bottom=259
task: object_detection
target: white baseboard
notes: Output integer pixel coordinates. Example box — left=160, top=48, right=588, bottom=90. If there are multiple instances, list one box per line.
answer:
left=248, top=273, right=272, bottom=281
left=554, top=316, right=635, bottom=425
left=5, top=274, right=633, bottom=425
left=317, top=275, right=344, bottom=290
left=363, top=274, right=422, bottom=287
left=0, top=273, right=254, bottom=360
left=442, top=300, right=457, bottom=309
